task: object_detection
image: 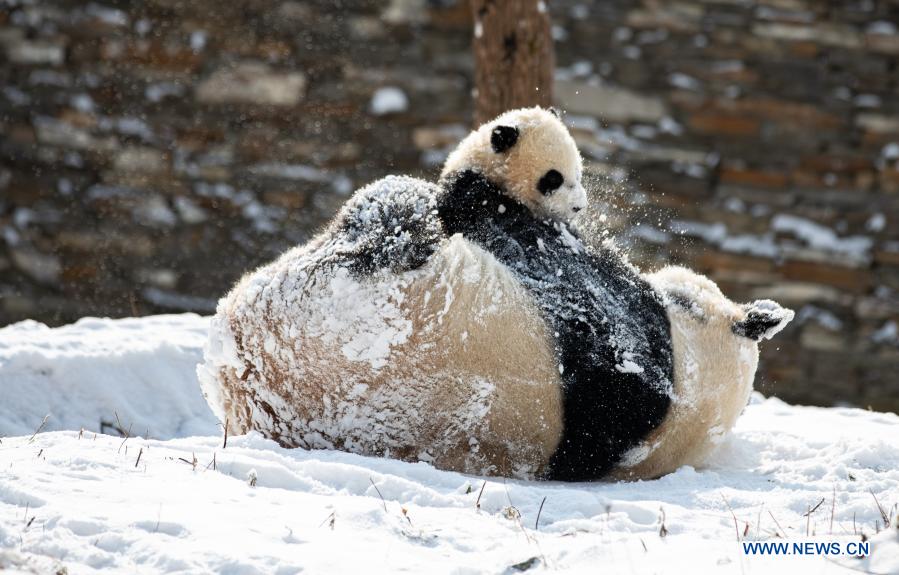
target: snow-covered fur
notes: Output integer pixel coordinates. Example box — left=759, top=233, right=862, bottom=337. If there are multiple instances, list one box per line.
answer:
left=199, top=106, right=795, bottom=482
left=198, top=176, right=564, bottom=478
left=199, top=106, right=594, bottom=479
left=442, top=107, right=587, bottom=220
left=610, top=266, right=795, bottom=480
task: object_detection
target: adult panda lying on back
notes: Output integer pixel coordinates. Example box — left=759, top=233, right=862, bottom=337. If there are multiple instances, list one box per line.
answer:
left=198, top=107, right=793, bottom=481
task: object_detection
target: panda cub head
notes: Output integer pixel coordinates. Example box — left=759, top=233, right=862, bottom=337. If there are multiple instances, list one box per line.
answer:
left=440, top=107, right=587, bottom=221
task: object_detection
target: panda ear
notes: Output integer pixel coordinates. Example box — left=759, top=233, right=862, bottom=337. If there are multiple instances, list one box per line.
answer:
left=490, top=125, right=519, bottom=153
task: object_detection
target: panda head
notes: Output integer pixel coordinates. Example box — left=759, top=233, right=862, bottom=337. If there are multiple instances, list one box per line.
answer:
left=440, top=107, right=588, bottom=221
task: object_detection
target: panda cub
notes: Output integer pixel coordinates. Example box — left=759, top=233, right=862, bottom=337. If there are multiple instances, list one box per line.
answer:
left=436, top=107, right=677, bottom=480
left=199, top=106, right=793, bottom=481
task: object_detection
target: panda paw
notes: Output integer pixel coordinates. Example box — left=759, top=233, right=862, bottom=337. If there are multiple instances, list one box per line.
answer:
left=337, top=176, right=443, bottom=275
left=731, top=299, right=795, bottom=342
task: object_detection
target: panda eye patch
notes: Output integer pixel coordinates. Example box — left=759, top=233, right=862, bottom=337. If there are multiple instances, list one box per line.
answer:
left=537, top=169, right=564, bottom=195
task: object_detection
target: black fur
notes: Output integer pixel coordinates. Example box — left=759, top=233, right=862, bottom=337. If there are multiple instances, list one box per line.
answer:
left=732, top=305, right=786, bottom=341
left=537, top=169, right=564, bottom=195
left=668, top=291, right=706, bottom=323
left=491, top=125, right=519, bottom=153
left=438, top=170, right=674, bottom=481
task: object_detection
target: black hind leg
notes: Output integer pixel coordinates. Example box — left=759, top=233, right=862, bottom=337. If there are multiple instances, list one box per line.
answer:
left=732, top=300, right=794, bottom=341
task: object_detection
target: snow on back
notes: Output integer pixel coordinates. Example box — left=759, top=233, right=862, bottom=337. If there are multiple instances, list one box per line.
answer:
left=299, top=265, right=412, bottom=370
left=197, top=176, right=532, bottom=467
left=0, top=314, right=218, bottom=439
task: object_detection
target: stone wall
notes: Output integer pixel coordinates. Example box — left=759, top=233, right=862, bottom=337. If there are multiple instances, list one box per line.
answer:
left=1, top=0, right=898, bottom=410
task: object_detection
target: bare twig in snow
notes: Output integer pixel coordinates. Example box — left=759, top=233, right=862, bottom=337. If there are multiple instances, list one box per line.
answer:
left=135, top=448, right=143, bottom=468
left=369, top=477, right=387, bottom=512
left=28, top=414, right=50, bottom=443
left=178, top=453, right=198, bottom=471
left=114, top=411, right=127, bottom=435
left=501, top=480, right=538, bottom=548
left=803, top=497, right=825, bottom=517
left=720, top=494, right=741, bottom=541
left=535, top=496, right=546, bottom=531
left=768, top=510, right=786, bottom=538
left=870, top=490, right=890, bottom=526
left=757, top=505, right=764, bottom=539
left=318, top=511, right=336, bottom=530
left=830, top=486, right=836, bottom=535
left=476, top=481, right=486, bottom=510
left=117, top=423, right=133, bottom=454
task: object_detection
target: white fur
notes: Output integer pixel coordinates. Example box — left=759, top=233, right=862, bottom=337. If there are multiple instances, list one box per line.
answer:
left=611, top=266, right=791, bottom=480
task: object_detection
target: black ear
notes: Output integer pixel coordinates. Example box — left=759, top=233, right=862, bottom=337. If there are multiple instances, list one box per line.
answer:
left=490, top=125, right=519, bottom=153
left=537, top=169, right=564, bottom=195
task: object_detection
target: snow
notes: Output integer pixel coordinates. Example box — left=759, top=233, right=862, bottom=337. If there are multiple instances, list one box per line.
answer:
left=771, top=214, right=873, bottom=259
left=0, top=314, right=897, bottom=574
left=866, top=213, right=886, bottom=232
left=671, top=216, right=874, bottom=262
left=669, top=73, right=701, bottom=91
left=247, top=163, right=353, bottom=195
left=369, top=87, right=409, bottom=116
left=871, top=320, right=898, bottom=345
left=868, top=20, right=898, bottom=35
left=796, top=305, right=843, bottom=331
left=0, top=314, right=218, bottom=440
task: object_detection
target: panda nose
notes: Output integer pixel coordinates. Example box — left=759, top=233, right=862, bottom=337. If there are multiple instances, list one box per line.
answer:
left=572, top=206, right=582, bottom=212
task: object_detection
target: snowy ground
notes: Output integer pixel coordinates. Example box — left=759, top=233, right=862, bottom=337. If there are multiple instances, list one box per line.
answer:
left=0, top=315, right=897, bottom=574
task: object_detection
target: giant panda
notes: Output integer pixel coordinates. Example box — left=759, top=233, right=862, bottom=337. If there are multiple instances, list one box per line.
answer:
left=198, top=106, right=794, bottom=481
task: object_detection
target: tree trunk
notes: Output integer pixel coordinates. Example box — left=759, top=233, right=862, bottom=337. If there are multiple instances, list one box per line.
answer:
left=470, top=0, right=555, bottom=125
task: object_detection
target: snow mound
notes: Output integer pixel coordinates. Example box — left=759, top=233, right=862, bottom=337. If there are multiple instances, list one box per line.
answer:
left=1, top=314, right=898, bottom=573
left=0, top=314, right=218, bottom=439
